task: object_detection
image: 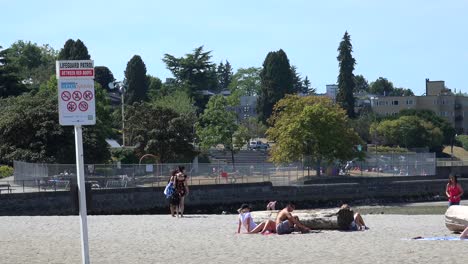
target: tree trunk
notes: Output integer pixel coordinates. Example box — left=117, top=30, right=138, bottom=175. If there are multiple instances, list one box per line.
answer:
left=251, top=209, right=343, bottom=230
left=445, top=205, right=468, bottom=232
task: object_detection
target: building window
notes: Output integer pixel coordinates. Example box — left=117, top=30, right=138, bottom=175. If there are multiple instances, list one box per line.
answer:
left=392, top=100, right=399, bottom=105
left=406, top=99, right=413, bottom=105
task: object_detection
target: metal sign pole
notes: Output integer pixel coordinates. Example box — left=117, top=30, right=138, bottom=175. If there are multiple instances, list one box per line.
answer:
left=74, top=125, right=90, bottom=264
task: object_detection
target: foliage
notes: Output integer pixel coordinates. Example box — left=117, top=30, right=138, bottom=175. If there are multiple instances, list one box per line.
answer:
left=124, top=102, right=197, bottom=163
left=150, top=90, right=197, bottom=116
left=369, top=77, right=414, bottom=96
left=368, top=146, right=409, bottom=153
left=216, top=60, right=233, bottom=91
left=163, top=46, right=217, bottom=110
left=196, top=95, right=248, bottom=164
left=348, top=112, right=376, bottom=143
left=370, top=115, right=443, bottom=151
left=242, top=117, right=267, bottom=139
left=2, top=41, right=57, bottom=91
left=228, top=67, right=262, bottom=96
left=302, top=76, right=315, bottom=95
left=455, top=135, right=468, bottom=151
left=94, top=66, right=115, bottom=92
left=0, top=165, right=13, bottom=178
left=111, top=148, right=139, bottom=164
left=336, top=31, right=356, bottom=118
left=0, top=45, right=28, bottom=98
left=398, top=109, right=455, bottom=145
left=267, top=95, right=362, bottom=175
left=124, top=55, right=149, bottom=104
left=0, top=90, right=110, bottom=165
left=354, top=74, right=369, bottom=93
left=147, top=75, right=164, bottom=99
left=58, top=39, right=91, bottom=60
left=257, top=49, right=294, bottom=124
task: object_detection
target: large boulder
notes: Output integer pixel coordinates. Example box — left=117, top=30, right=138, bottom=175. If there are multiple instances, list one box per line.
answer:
left=445, top=205, right=468, bottom=232
left=251, top=209, right=348, bottom=230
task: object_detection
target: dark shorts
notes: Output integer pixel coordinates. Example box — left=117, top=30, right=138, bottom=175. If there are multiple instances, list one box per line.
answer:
left=449, top=201, right=460, bottom=206
left=276, top=220, right=294, bottom=235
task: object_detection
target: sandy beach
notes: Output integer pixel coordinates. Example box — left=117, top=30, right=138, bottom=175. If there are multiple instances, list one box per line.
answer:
left=0, top=213, right=466, bottom=264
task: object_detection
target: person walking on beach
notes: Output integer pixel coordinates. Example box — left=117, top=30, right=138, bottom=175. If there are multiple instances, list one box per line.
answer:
left=237, top=204, right=276, bottom=234
left=275, top=202, right=311, bottom=235
left=446, top=175, right=464, bottom=206
left=174, top=166, right=189, bottom=217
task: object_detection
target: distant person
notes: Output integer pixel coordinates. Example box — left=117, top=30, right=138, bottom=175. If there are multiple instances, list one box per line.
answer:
left=174, top=166, right=189, bottom=217
left=446, top=175, right=464, bottom=206
left=168, top=169, right=179, bottom=217
left=338, top=204, right=368, bottom=231
left=237, top=204, right=276, bottom=234
left=275, top=202, right=311, bottom=235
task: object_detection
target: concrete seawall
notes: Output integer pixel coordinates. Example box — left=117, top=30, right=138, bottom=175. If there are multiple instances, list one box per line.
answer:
left=0, top=177, right=466, bottom=216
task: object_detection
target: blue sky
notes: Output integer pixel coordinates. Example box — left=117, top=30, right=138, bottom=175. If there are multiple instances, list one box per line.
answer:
left=2, top=0, right=467, bottom=95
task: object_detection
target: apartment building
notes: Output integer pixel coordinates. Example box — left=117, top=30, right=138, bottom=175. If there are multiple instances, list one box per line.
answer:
left=370, top=79, right=468, bottom=134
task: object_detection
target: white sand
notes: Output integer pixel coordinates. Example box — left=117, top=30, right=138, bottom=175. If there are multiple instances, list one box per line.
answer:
left=0, top=214, right=466, bottom=264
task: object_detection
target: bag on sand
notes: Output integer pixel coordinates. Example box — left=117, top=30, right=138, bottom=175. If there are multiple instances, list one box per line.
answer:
left=164, top=182, right=175, bottom=198
left=337, top=208, right=355, bottom=230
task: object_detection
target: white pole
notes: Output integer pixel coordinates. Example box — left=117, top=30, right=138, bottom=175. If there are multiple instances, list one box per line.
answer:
left=74, top=125, right=90, bottom=264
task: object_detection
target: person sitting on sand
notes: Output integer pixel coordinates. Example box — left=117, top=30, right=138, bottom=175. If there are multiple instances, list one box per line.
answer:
left=446, top=175, right=464, bottom=206
left=338, top=204, right=368, bottom=231
left=237, top=204, right=276, bottom=234
left=275, top=202, right=311, bottom=235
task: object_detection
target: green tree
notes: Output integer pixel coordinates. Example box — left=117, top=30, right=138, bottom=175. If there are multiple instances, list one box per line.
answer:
left=217, top=60, right=233, bottom=91
left=336, top=31, right=356, bottom=118
left=151, top=90, right=196, bottom=116
left=163, top=46, right=217, bottom=109
left=58, top=39, right=91, bottom=60
left=124, top=102, right=197, bottom=163
left=398, top=109, right=455, bottom=145
left=302, top=76, right=315, bottom=95
left=369, top=77, right=393, bottom=96
left=354, top=74, right=369, bottom=93
left=0, top=90, right=110, bottom=165
left=94, top=66, right=115, bottom=92
left=124, top=55, right=149, bottom=104
left=391, top=87, right=414, bottom=96
left=267, top=95, right=362, bottom=176
left=147, top=75, right=165, bottom=99
left=291, top=65, right=303, bottom=93
left=242, top=117, right=267, bottom=139
left=3, top=41, right=57, bottom=91
left=196, top=95, right=248, bottom=165
left=370, top=115, right=443, bottom=151
left=0, top=45, right=27, bottom=98
left=228, top=67, right=261, bottom=96
left=257, top=49, right=294, bottom=124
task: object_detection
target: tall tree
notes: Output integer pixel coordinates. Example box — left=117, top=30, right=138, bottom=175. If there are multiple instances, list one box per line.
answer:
left=228, top=67, right=262, bottom=96
left=196, top=95, right=249, bottom=166
left=0, top=45, right=27, bottom=98
left=163, top=46, right=217, bottom=109
left=94, top=66, right=115, bottom=92
left=124, top=55, right=149, bottom=104
left=58, top=39, right=91, bottom=60
left=336, top=31, right=356, bottom=118
left=291, top=65, right=303, bottom=93
left=257, top=49, right=294, bottom=124
left=369, top=77, right=393, bottom=96
left=267, top=95, right=362, bottom=176
left=302, top=76, right=316, bottom=95
left=216, top=60, right=233, bottom=91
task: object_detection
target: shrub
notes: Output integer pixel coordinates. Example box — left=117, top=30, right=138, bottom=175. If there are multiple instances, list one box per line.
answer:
left=0, top=165, right=14, bottom=178
left=455, top=135, right=468, bottom=151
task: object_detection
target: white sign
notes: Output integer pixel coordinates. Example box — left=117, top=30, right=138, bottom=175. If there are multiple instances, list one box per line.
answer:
left=56, top=60, right=95, bottom=79
left=58, top=78, right=96, bottom=125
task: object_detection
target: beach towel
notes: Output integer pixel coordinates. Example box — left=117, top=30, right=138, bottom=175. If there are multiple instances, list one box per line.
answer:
left=412, top=236, right=467, bottom=241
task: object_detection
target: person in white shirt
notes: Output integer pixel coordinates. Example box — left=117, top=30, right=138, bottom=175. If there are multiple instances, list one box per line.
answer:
left=237, top=204, right=276, bottom=234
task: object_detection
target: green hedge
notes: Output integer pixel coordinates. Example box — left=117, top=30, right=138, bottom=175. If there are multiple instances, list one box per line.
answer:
left=455, top=135, right=468, bottom=151
left=0, top=165, right=13, bottom=178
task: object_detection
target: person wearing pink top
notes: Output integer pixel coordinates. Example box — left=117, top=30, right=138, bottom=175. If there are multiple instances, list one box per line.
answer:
left=446, top=175, right=464, bottom=206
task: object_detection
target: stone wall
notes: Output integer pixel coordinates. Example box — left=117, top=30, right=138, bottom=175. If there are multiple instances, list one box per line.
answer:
left=0, top=178, right=466, bottom=216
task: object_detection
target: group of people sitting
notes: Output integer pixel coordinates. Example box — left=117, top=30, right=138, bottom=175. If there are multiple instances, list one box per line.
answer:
left=237, top=202, right=367, bottom=235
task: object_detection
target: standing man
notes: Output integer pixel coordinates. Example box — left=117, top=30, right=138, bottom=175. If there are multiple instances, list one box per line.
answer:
left=275, top=202, right=311, bottom=235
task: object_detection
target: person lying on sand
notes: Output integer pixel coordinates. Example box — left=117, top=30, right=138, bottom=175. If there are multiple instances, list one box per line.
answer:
left=237, top=204, right=276, bottom=234
left=275, top=202, right=311, bottom=235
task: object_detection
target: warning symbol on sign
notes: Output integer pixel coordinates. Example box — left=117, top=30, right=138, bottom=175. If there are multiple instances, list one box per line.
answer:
left=72, top=91, right=82, bottom=101
left=83, top=90, right=93, bottom=101
left=79, top=101, right=88, bottom=112
left=61, top=91, right=71, bottom=101
left=67, top=102, right=77, bottom=112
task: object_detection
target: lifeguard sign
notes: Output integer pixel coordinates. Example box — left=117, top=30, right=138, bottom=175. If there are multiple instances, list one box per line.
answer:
left=56, top=60, right=94, bottom=264
left=56, top=60, right=96, bottom=126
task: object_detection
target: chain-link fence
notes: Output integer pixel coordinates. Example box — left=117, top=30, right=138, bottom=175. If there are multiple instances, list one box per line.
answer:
left=7, top=152, right=436, bottom=193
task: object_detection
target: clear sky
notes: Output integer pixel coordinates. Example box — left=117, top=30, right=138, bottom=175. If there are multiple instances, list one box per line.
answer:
left=2, top=0, right=467, bottom=95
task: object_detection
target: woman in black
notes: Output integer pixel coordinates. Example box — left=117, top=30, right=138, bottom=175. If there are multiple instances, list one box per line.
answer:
left=174, top=166, right=189, bottom=217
